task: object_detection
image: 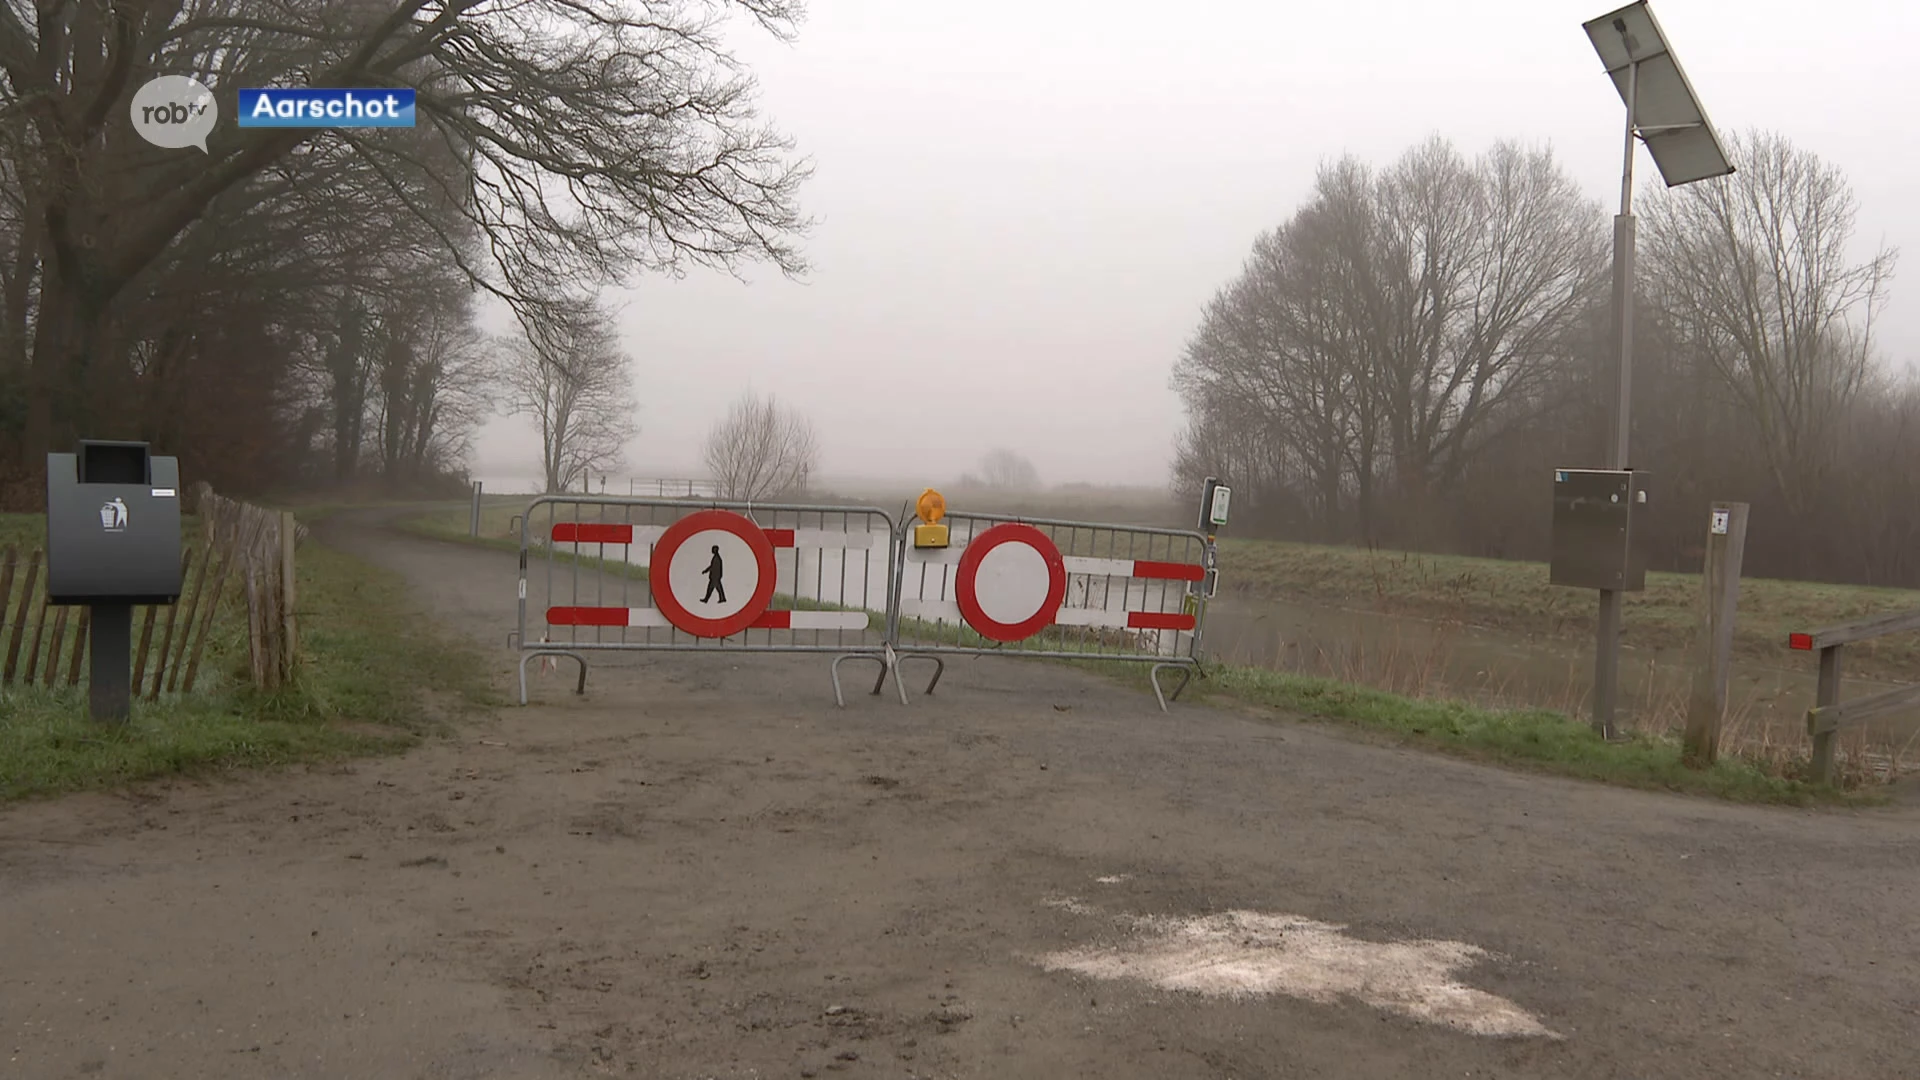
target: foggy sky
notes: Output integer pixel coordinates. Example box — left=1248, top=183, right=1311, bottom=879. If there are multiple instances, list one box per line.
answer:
left=472, top=0, right=1918, bottom=492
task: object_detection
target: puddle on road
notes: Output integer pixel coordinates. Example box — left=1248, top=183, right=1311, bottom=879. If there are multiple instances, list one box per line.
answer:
left=1033, top=898, right=1560, bottom=1040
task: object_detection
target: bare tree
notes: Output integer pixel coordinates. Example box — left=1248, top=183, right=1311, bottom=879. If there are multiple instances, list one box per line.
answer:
left=0, top=0, right=810, bottom=469
left=979, top=448, right=1041, bottom=491
left=1173, top=140, right=1602, bottom=541
left=374, top=283, right=496, bottom=482
left=1368, top=139, right=1606, bottom=504
left=1641, top=130, right=1898, bottom=522
left=704, top=392, right=819, bottom=501
left=505, top=304, right=637, bottom=493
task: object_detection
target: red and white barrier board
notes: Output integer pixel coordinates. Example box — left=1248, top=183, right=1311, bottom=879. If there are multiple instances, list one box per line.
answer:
left=545, top=510, right=874, bottom=639
left=898, top=522, right=1201, bottom=643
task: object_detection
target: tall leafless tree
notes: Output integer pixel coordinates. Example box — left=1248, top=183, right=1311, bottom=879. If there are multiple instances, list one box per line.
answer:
left=374, top=280, right=496, bottom=482
left=704, top=391, right=818, bottom=501
left=1172, top=138, right=1603, bottom=541
left=505, top=303, right=638, bottom=493
left=0, top=0, right=810, bottom=477
left=1641, top=129, right=1898, bottom=523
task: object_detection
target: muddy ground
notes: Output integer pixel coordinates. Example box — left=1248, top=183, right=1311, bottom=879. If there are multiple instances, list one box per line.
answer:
left=3, top=509, right=1918, bottom=1079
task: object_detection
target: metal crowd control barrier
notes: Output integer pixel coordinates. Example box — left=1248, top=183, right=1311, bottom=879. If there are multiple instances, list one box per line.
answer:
left=887, top=510, right=1211, bottom=711
left=513, top=495, right=903, bottom=707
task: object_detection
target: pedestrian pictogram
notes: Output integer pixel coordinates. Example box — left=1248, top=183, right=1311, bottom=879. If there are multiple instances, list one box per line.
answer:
left=701, top=544, right=727, bottom=604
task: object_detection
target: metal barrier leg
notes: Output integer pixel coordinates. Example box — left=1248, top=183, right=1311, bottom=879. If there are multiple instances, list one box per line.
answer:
left=518, top=650, right=588, bottom=704
left=887, top=644, right=909, bottom=705
left=1168, top=663, right=1200, bottom=702
left=831, top=653, right=903, bottom=708
left=892, top=653, right=945, bottom=696
left=864, top=645, right=911, bottom=705
left=1149, top=663, right=1195, bottom=714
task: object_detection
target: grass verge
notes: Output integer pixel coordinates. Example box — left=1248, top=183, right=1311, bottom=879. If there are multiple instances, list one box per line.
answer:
left=1180, top=663, right=1874, bottom=806
left=0, top=526, right=490, bottom=802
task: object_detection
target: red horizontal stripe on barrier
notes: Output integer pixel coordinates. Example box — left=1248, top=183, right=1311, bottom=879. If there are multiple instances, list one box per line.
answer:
left=752, top=610, right=793, bottom=629
left=547, top=606, right=628, bottom=626
left=1788, top=632, right=1814, bottom=651
left=1127, top=611, right=1196, bottom=631
left=552, top=523, right=634, bottom=544
left=763, top=528, right=796, bottom=548
left=1132, top=559, right=1205, bottom=582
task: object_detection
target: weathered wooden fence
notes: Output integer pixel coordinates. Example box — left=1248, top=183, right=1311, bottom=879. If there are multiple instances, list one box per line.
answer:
left=1790, top=608, right=1920, bottom=785
left=0, top=484, right=304, bottom=697
left=192, top=483, right=304, bottom=691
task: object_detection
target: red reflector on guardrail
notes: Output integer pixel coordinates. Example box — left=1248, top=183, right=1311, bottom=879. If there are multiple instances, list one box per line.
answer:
left=1788, top=632, right=1813, bottom=651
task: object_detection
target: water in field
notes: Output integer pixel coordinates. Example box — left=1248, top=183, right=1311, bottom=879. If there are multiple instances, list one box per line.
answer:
left=1199, top=594, right=1920, bottom=762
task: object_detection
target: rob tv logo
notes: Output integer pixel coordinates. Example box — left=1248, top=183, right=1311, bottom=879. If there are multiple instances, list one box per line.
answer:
left=130, top=76, right=217, bottom=152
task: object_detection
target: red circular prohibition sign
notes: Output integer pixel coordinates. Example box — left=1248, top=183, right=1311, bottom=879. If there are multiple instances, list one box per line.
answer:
left=954, top=522, right=1067, bottom=643
left=649, top=509, right=778, bottom=639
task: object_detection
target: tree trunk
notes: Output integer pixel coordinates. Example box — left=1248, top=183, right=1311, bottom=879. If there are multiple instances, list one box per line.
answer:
left=26, top=276, right=105, bottom=460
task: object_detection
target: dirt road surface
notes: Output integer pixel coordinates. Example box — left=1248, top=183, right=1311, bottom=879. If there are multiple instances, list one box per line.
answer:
left=4, top=509, right=1918, bottom=1079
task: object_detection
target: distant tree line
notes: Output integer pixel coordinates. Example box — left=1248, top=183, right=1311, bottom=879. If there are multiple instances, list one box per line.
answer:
left=955, top=448, right=1041, bottom=494
left=1172, top=131, right=1915, bottom=587
left=0, top=1, right=806, bottom=505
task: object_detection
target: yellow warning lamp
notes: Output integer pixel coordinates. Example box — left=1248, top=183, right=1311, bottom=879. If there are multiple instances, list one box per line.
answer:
left=913, top=487, right=949, bottom=549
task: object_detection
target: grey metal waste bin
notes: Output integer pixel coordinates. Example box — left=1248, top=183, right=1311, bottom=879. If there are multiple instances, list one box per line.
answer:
left=44, top=441, right=184, bottom=721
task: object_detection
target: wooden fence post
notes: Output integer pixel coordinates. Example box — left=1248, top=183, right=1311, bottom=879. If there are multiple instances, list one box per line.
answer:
left=183, top=509, right=253, bottom=694
left=3, top=550, right=38, bottom=684
left=1809, top=646, right=1842, bottom=785
left=0, top=545, right=16, bottom=685
left=280, top=510, right=297, bottom=681
left=47, top=606, right=73, bottom=686
left=1683, top=501, right=1749, bottom=768
left=66, top=606, right=89, bottom=687
left=155, top=541, right=208, bottom=698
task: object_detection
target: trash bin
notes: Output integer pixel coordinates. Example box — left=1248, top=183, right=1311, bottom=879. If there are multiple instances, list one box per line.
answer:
left=44, top=441, right=184, bottom=721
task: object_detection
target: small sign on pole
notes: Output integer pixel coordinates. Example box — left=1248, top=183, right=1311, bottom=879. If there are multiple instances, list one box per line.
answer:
left=1684, top=501, right=1750, bottom=767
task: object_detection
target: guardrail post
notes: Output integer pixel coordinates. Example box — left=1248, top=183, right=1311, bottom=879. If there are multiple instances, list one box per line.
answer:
left=1809, top=644, right=1842, bottom=786
left=469, top=480, right=483, bottom=537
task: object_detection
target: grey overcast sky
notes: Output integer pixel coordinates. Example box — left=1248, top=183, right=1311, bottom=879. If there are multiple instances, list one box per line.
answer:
left=472, top=0, right=1918, bottom=491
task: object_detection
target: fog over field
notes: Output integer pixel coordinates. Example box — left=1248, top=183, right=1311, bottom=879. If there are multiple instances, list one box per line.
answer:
left=469, top=0, right=1918, bottom=491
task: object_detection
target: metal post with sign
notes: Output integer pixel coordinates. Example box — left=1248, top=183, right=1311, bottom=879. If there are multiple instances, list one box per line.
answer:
left=1190, top=477, right=1229, bottom=614
left=1573, top=1, right=1734, bottom=739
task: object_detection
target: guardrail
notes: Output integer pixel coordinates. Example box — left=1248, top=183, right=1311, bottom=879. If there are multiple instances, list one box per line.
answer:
left=626, top=478, right=723, bottom=499
left=1789, top=608, right=1920, bottom=785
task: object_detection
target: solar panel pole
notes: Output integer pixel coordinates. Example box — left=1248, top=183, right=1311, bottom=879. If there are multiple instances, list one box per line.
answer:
left=1594, top=56, right=1638, bottom=740
left=1582, top=1, right=1732, bottom=740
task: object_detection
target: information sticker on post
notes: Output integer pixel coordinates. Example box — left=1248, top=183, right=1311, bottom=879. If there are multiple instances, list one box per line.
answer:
left=1187, top=476, right=1229, bottom=617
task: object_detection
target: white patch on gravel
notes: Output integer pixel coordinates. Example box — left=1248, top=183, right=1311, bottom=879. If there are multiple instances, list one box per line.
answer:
left=1094, top=875, right=1129, bottom=884
left=1033, top=904, right=1560, bottom=1039
left=1042, top=896, right=1099, bottom=915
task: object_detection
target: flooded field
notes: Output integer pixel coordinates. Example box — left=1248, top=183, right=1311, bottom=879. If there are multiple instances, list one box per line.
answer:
left=1201, top=592, right=1920, bottom=769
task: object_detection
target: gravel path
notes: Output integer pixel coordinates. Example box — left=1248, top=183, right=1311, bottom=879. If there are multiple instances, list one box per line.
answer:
left=4, top=507, right=1917, bottom=1079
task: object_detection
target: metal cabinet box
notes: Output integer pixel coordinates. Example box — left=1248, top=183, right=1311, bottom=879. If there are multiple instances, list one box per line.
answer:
left=1550, top=468, right=1650, bottom=592
left=45, top=442, right=184, bottom=605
